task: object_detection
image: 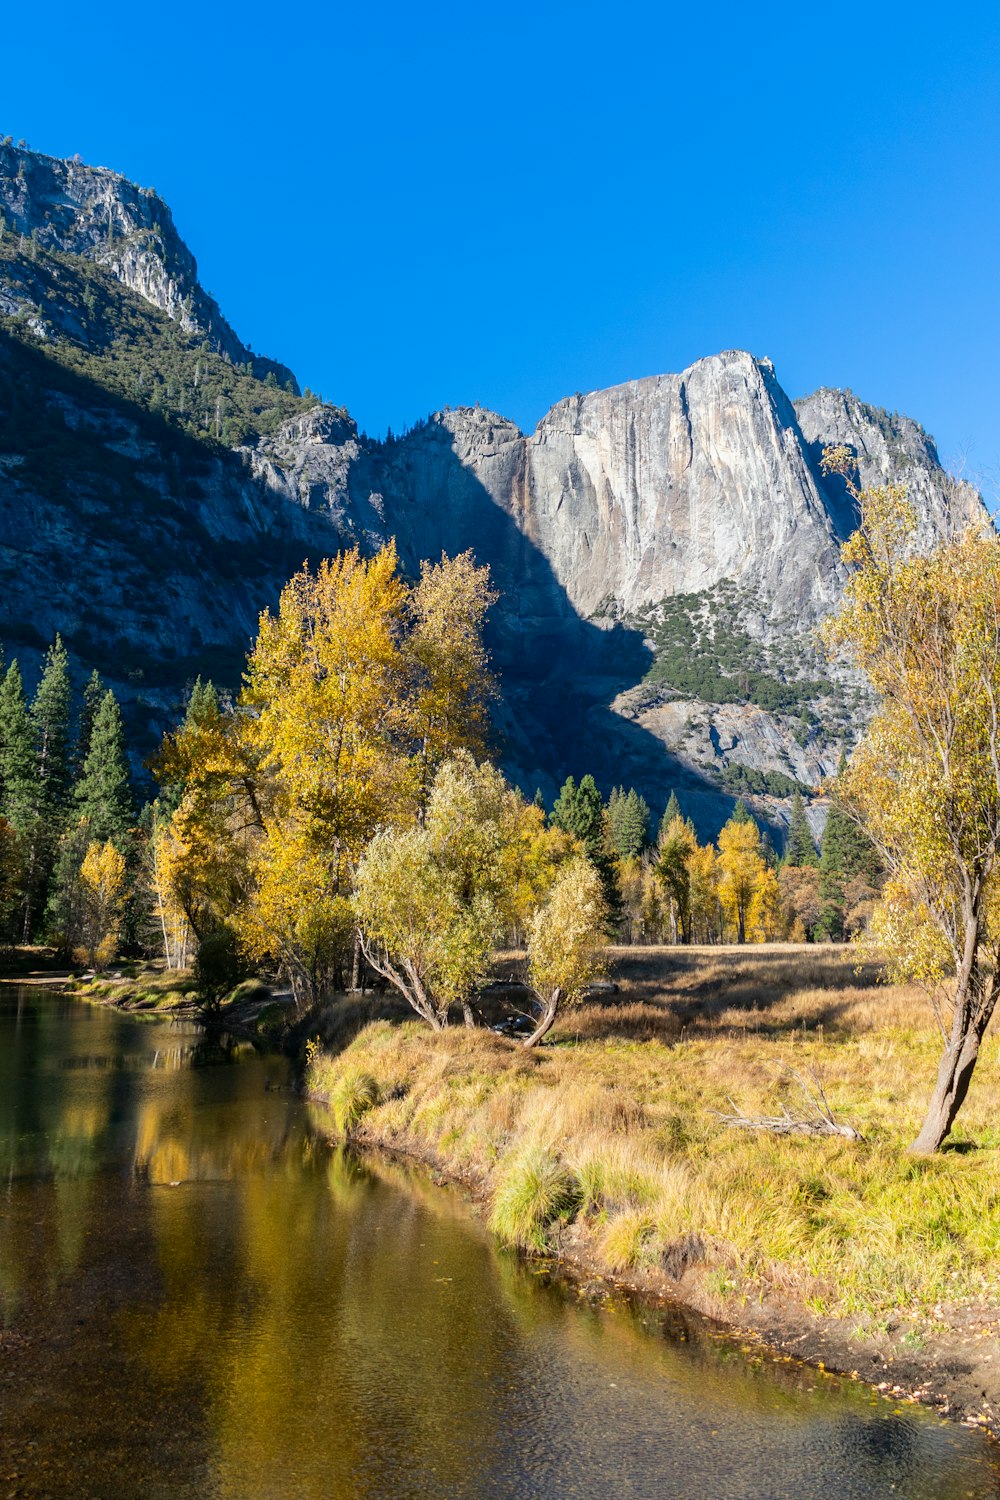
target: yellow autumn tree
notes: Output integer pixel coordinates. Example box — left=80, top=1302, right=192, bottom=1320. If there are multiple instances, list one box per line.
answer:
left=687, top=842, right=721, bottom=943
left=407, top=550, right=497, bottom=806
left=354, top=753, right=549, bottom=1027
left=656, top=813, right=698, bottom=942
left=149, top=819, right=192, bottom=970
left=748, top=865, right=782, bottom=942
left=236, top=545, right=411, bottom=1004
left=523, top=856, right=607, bottom=1047
left=717, top=813, right=766, bottom=944
left=823, top=447, right=1000, bottom=1152
left=79, top=839, right=127, bottom=970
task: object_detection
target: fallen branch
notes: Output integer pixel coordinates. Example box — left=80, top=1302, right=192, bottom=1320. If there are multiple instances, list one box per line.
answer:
left=717, top=1069, right=865, bottom=1141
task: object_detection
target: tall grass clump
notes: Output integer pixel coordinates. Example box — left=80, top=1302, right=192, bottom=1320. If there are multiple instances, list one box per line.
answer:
left=600, top=1211, right=658, bottom=1271
left=490, top=1146, right=581, bottom=1250
left=326, top=1067, right=382, bottom=1136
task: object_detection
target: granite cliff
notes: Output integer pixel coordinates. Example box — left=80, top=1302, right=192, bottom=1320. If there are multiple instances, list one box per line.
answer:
left=0, top=141, right=988, bottom=837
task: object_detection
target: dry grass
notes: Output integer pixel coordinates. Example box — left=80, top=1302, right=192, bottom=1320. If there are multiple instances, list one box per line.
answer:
left=308, top=945, right=1000, bottom=1329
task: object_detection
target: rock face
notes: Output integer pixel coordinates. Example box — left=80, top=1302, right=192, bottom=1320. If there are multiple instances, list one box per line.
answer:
left=0, top=142, right=991, bottom=835
left=794, top=387, right=985, bottom=546
left=0, top=141, right=295, bottom=387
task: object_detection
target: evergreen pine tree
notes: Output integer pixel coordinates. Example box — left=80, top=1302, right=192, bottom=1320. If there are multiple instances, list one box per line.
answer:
left=784, top=789, right=818, bottom=867
left=616, top=788, right=650, bottom=858
left=75, top=690, right=134, bottom=847
left=731, top=798, right=754, bottom=825
left=816, top=780, right=877, bottom=940
left=21, top=637, right=74, bottom=939
left=184, top=675, right=219, bottom=728
left=31, top=637, right=72, bottom=808
left=605, top=787, right=624, bottom=853
left=75, top=669, right=105, bottom=779
left=0, top=661, right=35, bottom=834
left=551, top=773, right=617, bottom=918
left=658, top=791, right=681, bottom=843
left=550, top=774, right=604, bottom=856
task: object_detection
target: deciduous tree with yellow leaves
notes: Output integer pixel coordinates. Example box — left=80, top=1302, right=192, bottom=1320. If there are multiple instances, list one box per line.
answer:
left=823, top=446, right=1000, bottom=1152
left=354, top=752, right=575, bottom=1028
left=79, top=839, right=127, bottom=970
left=154, top=545, right=497, bottom=1010
left=717, top=813, right=767, bottom=944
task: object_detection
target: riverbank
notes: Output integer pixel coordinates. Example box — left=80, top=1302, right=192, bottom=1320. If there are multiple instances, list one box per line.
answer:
left=307, top=945, right=1000, bottom=1439
left=7, top=956, right=288, bottom=1039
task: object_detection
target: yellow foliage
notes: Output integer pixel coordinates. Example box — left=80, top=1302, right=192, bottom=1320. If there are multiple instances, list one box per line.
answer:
left=407, top=550, right=497, bottom=799
left=748, top=866, right=782, bottom=943
left=821, top=449, right=1000, bottom=1147
left=687, top=842, right=721, bottom=944
left=527, top=856, right=607, bottom=1007
left=153, top=545, right=498, bottom=1007
left=354, top=753, right=556, bottom=1026
left=79, top=839, right=127, bottom=970
left=717, top=818, right=765, bottom=944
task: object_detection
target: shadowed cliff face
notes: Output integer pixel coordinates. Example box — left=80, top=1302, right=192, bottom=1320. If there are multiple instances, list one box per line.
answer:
left=309, top=352, right=855, bottom=628
left=279, top=407, right=737, bottom=826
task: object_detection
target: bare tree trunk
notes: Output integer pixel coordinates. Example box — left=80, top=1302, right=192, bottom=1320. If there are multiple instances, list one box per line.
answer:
left=350, top=929, right=362, bottom=992
left=358, top=933, right=446, bottom=1029
left=911, top=1027, right=983, bottom=1153
left=521, top=989, right=561, bottom=1050
left=911, top=922, right=999, bottom=1152
left=461, top=1000, right=475, bottom=1028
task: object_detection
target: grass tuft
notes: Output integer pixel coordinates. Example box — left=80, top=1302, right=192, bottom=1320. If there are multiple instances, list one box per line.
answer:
left=600, top=1211, right=657, bottom=1270
left=326, top=1068, right=382, bottom=1136
left=490, top=1147, right=581, bottom=1250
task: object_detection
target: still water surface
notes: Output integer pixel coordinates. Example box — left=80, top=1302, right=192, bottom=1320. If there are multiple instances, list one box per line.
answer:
left=1, top=986, right=999, bottom=1499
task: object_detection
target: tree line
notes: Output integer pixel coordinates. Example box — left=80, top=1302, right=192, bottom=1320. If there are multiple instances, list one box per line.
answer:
left=0, top=564, right=875, bottom=993
left=548, top=775, right=878, bottom=948
left=0, top=641, right=134, bottom=963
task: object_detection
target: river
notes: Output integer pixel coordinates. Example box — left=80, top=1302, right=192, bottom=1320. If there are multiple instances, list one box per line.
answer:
left=1, top=985, right=998, bottom=1499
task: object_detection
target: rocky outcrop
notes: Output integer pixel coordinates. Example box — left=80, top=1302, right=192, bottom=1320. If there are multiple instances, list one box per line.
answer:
left=0, top=142, right=296, bottom=388
left=256, top=351, right=986, bottom=631
left=796, top=387, right=985, bottom=546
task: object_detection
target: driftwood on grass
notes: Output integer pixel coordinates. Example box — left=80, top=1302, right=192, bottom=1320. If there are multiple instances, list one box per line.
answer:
left=718, top=1069, right=865, bottom=1142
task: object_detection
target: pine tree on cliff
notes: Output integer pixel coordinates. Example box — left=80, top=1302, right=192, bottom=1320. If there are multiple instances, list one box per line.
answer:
left=784, top=789, right=818, bottom=867
left=75, top=690, right=134, bottom=847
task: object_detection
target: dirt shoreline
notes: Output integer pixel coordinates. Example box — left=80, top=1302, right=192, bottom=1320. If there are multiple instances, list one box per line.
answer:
left=323, top=1114, right=1000, bottom=1444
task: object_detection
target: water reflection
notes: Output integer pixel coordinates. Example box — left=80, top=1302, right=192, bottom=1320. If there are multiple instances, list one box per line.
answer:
left=1, top=984, right=999, bottom=1499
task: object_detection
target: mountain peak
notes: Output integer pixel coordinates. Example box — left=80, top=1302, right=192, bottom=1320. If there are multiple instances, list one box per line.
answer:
left=0, top=140, right=297, bottom=391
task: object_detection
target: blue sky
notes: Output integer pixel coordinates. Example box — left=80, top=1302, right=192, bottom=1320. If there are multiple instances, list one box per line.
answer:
left=5, top=2, right=1000, bottom=496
